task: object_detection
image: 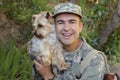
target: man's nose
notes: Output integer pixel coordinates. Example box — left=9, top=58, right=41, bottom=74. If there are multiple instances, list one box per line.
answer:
left=64, top=22, right=70, bottom=31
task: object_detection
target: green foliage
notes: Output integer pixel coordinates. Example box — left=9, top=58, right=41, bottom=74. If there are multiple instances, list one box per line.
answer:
left=92, top=4, right=108, bottom=17
left=101, top=27, right=120, bottom=63
left=9, top=5, right=32, bottom=24
left=31, top=0, right=53, bottom=13
left=1, top=0, right=53, bottom=24
left=81, top=0, right=120, bottom=63
left=0, top=40, right=32, bottom=80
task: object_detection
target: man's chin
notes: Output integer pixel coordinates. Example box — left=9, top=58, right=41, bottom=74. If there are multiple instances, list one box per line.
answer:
left=62, top=41, right=72, bottom=46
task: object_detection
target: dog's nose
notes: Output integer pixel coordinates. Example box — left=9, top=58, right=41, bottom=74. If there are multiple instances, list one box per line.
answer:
left=38, top=24, right=42, bottom=28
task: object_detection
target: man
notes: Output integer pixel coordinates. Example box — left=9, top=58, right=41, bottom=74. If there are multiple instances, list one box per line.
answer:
left=33, top=2, right=109, bottom=80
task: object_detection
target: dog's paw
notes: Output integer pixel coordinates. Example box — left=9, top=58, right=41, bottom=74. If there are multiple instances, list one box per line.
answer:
left=58, top=63, right=69, bottom=71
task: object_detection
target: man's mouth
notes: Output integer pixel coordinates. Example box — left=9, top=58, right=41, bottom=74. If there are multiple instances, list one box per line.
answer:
left=62, top=33, right=73, bottom=39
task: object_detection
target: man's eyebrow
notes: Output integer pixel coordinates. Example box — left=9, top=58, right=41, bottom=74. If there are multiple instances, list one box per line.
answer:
left=56, top=20, right=64, bottom=23
left=56, top=19, right=77, bottom=22
left=69, top=19, right=76, bottom=22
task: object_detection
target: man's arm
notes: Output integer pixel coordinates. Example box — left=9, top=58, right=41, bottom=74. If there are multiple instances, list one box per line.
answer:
left=80, top=53, right=107, bottom=80
left=33, top=56, right=54, bottom=80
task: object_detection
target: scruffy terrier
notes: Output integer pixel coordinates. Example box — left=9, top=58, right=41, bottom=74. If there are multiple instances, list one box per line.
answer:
left=27, top=11, right=67, bottom=70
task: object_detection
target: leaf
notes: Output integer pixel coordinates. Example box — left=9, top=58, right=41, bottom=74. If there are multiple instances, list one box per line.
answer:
left=98, top=10, right=102, bottom=17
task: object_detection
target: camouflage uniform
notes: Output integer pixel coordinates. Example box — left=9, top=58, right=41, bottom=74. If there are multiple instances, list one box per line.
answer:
left=33, top=3, right=109, bottom=80
left=53, top=2, right=82, bottom=18
left=33, top=37, right=107, bottom=80
left=52, top=37, right=107, bottom=80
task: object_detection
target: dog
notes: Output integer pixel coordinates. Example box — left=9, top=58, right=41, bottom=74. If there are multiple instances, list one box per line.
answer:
left=27, top=11, right=68, bottom=70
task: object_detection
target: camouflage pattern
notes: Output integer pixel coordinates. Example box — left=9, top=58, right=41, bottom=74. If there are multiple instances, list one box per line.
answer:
left=53, top=3, right=82, bottom=18
left=51, top=37, right=107, bottom=80
left=33, top=37, right=108, bottom=80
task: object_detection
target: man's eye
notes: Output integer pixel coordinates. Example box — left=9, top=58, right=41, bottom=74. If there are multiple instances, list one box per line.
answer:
left=70, top=21, right=75, bottom=24
left=58, top=22, right=63, bottom=24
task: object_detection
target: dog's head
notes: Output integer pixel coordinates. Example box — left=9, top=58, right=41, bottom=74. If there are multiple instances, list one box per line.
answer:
left=32, top=11, right=54, bottom=38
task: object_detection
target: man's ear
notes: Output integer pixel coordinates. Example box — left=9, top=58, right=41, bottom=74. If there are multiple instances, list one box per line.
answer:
left=79, top=22, right=83, bottom=32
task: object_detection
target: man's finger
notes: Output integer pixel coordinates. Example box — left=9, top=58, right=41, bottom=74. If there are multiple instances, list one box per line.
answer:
left=36, top=56, right=44, bottom=64
left=33, top=60, right=43, bottom=68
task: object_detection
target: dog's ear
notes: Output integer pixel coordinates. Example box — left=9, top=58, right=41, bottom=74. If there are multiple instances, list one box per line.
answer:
left=45, top=12, right=51, bottom=19
left=45, top=12, right=54, bottom=24
left=32, top=14, right=37, bottom=23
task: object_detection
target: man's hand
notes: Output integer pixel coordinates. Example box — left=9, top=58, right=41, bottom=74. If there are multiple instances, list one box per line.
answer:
left=33, top=56, right=54, bottom=80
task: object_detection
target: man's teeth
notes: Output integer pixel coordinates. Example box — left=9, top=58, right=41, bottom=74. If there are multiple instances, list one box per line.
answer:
left=63, top=33, right=72, bottom=36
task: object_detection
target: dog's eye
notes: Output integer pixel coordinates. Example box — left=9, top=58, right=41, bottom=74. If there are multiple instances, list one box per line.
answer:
left=38, top=24, right=42, bottom=28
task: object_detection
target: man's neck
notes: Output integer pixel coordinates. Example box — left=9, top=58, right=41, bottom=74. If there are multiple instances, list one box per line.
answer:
left=63, top=39, right=82, bottom=52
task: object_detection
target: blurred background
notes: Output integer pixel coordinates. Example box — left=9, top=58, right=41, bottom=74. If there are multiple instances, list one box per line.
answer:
left=0, top=0, right=120, bottom=80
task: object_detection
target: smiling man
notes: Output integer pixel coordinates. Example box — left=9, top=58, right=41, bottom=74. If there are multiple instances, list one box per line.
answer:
left=55, top=13, right=82, bottom=51
left=33, top=2, right=109, bottom=80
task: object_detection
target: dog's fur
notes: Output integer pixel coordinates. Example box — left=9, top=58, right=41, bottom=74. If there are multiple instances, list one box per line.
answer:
left=27, top=11, right=67, bottom=70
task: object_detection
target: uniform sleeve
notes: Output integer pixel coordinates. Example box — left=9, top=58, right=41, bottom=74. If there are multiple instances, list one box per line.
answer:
left=80, top=53, right=107, bottom=80
left=53, top=76, right=61, bottom=80
left=32, top=64, right=62, bottom=80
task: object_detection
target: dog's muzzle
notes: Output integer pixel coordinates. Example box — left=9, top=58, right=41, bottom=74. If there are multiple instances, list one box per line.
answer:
left=34, top=31, right=44, bottom=39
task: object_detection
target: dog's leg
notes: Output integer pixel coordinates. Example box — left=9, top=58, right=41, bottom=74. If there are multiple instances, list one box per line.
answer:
left=52, top=43, right=68, bottom=70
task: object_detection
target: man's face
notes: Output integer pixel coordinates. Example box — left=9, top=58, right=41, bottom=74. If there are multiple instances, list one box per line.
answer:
left=55, top=13, right=83, bottom=46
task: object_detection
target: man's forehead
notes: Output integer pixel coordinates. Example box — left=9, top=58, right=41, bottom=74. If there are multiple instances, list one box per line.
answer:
left=55, top=13, right=80, bottom=21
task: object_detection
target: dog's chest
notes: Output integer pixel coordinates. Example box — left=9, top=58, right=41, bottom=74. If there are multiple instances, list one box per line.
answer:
left=30, top=37, right=45, bottom=52
left=30, top=35, right=56, bottom=53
